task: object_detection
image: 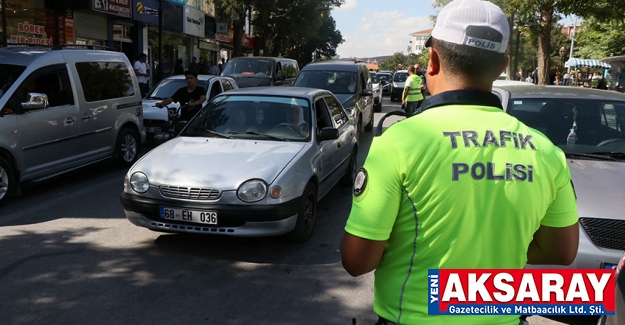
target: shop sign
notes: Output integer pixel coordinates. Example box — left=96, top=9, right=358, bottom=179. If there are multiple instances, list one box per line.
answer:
left=9, top=22, right=53, bottom=45
left=216, top=23, right=227, bottom=34
left=215, top=28, right=233, bottom=43
left=58, top=9, right=75, bottom=44
left=133, top=0, right=159, bottom=25
left=93, top=0, right=132, bottom=18
left=199, top=40, right=219, bottom=51
left=242, top=35, right=255, bottom=48
left=163, top=1, right=183, bottom=31
left=183, top=5, right=205, bottom=38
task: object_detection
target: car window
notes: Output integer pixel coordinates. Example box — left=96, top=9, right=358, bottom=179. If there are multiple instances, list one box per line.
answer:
left=221, top=59, right=274, bottom=78
left=280, top=61, right=299, bottom=79
left=507, top=97, right=625, bottom=150
left=393, top=72, right=409, bottom=82
left=377, top=73, right=391, bottom=82
left=294, top=71, right=358, bottom=95
left=314, top=98, right=333, bottom=133
left=209, top=80, right=222, bottom=99
left=182, top=95, right=312, bottom=142
left=221, top=79, right=233, bottom=91
left=76, top=62, right=135, bottom=102
left=0, top=64, right=26, bottom=102
left=146, top=79, right=209, bottom=100
left=11, top=64, right=74, bottom=109
left=324, top=96, right=348, bottom=128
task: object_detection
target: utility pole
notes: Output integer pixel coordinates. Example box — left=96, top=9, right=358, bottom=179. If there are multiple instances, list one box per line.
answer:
left=567, top=16, right=577, bottom=74
left=158, top=0, right=163, bottom=83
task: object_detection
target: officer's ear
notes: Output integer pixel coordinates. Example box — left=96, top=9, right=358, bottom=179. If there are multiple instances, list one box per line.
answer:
left=427, top=47, right=440, bottom=77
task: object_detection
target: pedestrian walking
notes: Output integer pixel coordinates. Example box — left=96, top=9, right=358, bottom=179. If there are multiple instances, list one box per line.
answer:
left=198, top=57, right=209, bottom=74
left=341, top=1, right=579, bottom=325
left=401, top=65, right=424, bottom=116
left=563, top=72, right=570, bottom=86
left=209, top=61, right=220, bottom=75
left=171, top=59, right=184, bottom=76
left=133, top=53, right=150, bottom=98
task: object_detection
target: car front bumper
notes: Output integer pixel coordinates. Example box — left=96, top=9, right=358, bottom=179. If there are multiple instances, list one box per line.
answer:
left=120, top=192, right=300, bottom=237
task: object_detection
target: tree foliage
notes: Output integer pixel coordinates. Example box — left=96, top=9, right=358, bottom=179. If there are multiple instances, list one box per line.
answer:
left=575, top=17, right=625, bottom=59
left=431, top=0, right=625, bottom=84
left=378, top=52, right=407, bottom=72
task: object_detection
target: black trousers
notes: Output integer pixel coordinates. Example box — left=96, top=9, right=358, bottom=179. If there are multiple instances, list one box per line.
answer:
left=139, top=83, right=149, bottom=98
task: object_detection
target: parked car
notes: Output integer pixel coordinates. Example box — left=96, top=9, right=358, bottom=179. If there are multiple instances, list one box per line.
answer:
left=0, top=46, right=145, bottom=206
left=390, top=69, right=409, bottom=101
left=142, top=75, right=238, bottom=140
left=598, top=252, right=624, bottom=325
left=368, top=71, right=383, bottom=112
left=293, top=61, right=375, bottom=137
left=120, top=87, right=358, bottom=242
left=492, top=85, right=625, bottom=269
left=220, top=57, right=299, bottom=88
left=377, top=72, right=393, bottom=95
left=497, top=73, right=510, bottom=80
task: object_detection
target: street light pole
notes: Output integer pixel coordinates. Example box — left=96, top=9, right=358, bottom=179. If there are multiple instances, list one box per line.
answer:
left=567, top=16, right=577, bottom=74
left=559, top=46, right=566, bottom=85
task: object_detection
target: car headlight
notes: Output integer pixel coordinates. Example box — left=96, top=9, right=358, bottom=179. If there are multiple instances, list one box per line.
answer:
left=237, top=179, right=267, bottom=202
left=130, top=172, right=150, bottom=193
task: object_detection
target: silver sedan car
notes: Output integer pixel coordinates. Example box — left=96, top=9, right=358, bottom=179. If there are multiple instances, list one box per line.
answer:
left=120, top=87, right=358, bottom=242
left=492, top=85, right=625, bottom=269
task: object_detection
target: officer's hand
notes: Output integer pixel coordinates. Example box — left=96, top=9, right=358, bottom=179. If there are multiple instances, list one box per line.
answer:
left=156, top=102, right=163, bottom=108
left=401, top=100, right=406, bottom=106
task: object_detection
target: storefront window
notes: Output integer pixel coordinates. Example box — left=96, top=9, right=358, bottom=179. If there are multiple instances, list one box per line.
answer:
left=5, top=0, right=54, bottom=46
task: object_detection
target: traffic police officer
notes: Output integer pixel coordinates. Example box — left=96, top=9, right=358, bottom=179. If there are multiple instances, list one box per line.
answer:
left=401, top=65, right=424, bottom=116
left=340, top=1, right=580, bottom=325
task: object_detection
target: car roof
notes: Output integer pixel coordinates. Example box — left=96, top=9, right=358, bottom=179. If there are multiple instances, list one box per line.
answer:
left=301, top=60, right=367, bottom=72
left=0, top=47, right=126, bottom=66
left=494, top=85, right=625, bottom=101
left=222, top=86, right=332, bottom=98
left=165, top=75, right=226, bottom=82
left=228, top=57, right=296, bottom=62
left=395, top=70, right=408, bottom=73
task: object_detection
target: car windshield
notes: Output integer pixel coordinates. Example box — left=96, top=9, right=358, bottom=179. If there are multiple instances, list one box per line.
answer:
left=181, top=95, right=312, bottom=142
left=0, top=64, right=27, bottom=101
left=507, top=97, right=625, bottom=156
left=370, top=72, right=378, bottom=82
left=146, top=79, right=208, bottom=100
left=393, top=72, right=409, bottom=82
left=378, top=74, right=391, bottom=82
left=221, top=59, right=274, bottom=78
left=293, top=71, right=358, bottom=94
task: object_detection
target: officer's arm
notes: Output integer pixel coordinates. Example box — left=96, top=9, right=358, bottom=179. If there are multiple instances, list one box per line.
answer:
left=341, top=235, right=386, bottom=277
left=527, top=223, right=579, bottom=265
left=402, top=86, right=410, bottom=101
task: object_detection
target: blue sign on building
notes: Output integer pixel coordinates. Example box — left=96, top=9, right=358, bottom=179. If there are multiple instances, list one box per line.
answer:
left=133, top=0, right=160, bottom=26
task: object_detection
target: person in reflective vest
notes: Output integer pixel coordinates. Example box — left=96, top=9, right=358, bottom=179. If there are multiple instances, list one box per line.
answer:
left=401, top=65, right=424, bottom=116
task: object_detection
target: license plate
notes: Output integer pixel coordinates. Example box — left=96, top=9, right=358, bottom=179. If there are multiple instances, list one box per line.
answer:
left=146, top=127, right=161, bottom=133
left=159, top=207, right=217, bottom=225
left=601, top=263, right=617, bottom=270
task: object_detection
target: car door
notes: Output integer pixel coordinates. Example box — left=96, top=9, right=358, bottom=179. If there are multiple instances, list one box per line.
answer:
left=313, top=97, right=342, bottom=196
left=13, top=64, right=81, bottom=178
left=359, top=69, right=374, bottom=126
left=324, top=95, right=353, bottom=173
left=207, top=79, right=223, bottom=102
left=73, top=60, right=138, bottom=160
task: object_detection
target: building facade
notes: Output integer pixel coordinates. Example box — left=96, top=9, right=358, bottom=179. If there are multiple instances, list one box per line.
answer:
left=409, top=28, right=432, bottom=54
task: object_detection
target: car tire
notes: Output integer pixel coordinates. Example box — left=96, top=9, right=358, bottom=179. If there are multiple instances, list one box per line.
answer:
left=113, top=127, right=140, bottom=168
left=364, top=109, right=374, bottom=132
left=286, top=182, right=317, bottom=243
left=0, top=156, right=14, bottom=207
left=340, top=149, right=357, bottom=187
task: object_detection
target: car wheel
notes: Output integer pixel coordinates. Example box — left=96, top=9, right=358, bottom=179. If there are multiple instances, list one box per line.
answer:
left=0, top=157, right=14, bottom=206
left=340, top=149, right=358, bottom=187
left=286, top=182, right=317, bottom=243
left=113, top=127, right=140, bottom=167
left=364, top=109, right=374, bottom=132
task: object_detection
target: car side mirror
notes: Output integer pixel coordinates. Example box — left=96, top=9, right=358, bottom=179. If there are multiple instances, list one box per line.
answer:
left=317, top=127, right=339, bottom=142
left=21, top=93, right=49, bottom=111
left=277, top=73, right=287, bottom=81
left=361, top=88, right=373, bottom=96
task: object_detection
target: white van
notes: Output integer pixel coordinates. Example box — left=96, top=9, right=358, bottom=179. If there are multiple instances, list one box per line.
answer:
left=0, top=46, right=145, bottom=206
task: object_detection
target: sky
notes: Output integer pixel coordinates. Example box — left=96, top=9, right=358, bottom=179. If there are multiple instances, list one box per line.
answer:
left=331, top=0, right=578, bottom=59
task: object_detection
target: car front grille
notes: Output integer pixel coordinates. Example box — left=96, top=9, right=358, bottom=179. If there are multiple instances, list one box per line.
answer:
left=159, top=185, right=222, bottom=200
left=579, top=218, right=625, bottom=251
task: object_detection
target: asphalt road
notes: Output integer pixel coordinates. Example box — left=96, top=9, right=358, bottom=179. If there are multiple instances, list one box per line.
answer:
left=0, top=96, right=598, bottom=325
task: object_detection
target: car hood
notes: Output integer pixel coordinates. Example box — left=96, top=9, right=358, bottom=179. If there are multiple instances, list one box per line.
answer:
left=133, top=137, right=306, bottom=189
left=142, top=99, right=176, bottom=121
left=568, top=159, right=625, bottom=220
left=334, top=94, right=356, bottom=108
left=229, top=76, right=272, bottom=88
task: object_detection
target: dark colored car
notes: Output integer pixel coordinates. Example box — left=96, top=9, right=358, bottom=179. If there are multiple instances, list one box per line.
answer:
left=221, top=57, right=299, bottom=88
left=390, top=70, right=409, bottom=101
left=293, top=61, right=375, bottom=137
left=377, top=72, right=393, bottom=95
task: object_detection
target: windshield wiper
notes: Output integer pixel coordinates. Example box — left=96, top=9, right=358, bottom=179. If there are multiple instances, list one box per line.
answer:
left=564, top=152, right=619, bottom=161
left=585, top=151, right=625, bottom=160
left=228, top=130, right=288, bottom=141
left=203, top=129, right=234, bottom=139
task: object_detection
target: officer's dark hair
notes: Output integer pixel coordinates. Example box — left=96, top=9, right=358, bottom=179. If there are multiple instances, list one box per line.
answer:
left=408, top=65, right=416, bottom=73
left=431, top=37, right=506, bottom=82
left=139, top=53, right=147, bottom=59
